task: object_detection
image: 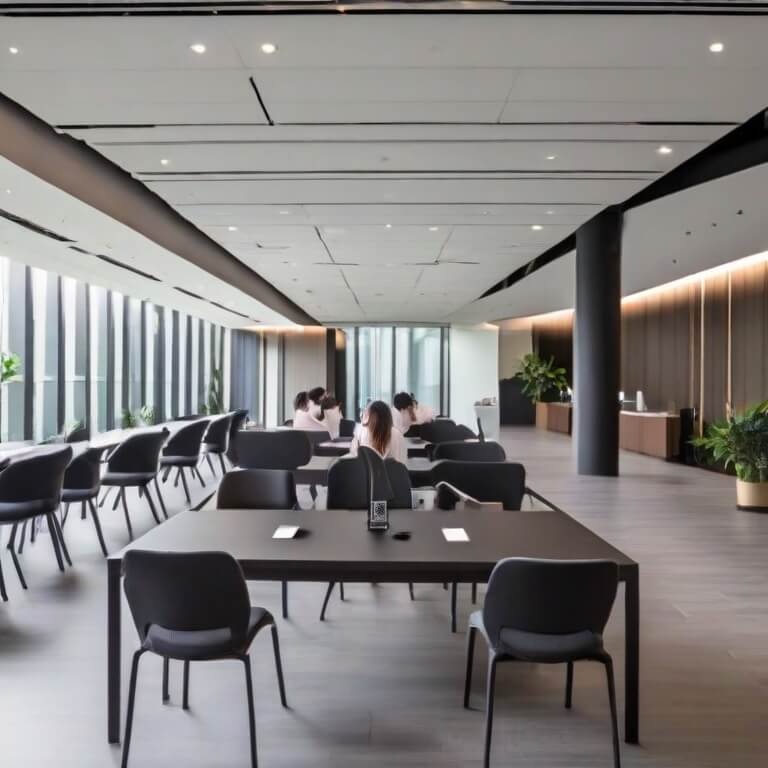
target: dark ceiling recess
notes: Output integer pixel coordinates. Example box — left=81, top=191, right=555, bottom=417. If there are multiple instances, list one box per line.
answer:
left=481, top=105, right=768, bottom=300
left=0, top=208, right=75, bottom=242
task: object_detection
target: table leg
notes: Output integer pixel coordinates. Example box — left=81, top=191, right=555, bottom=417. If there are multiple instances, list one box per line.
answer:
left=108, top=558, right=122, bottom=744
left=624, top=565, right=639, bottom=744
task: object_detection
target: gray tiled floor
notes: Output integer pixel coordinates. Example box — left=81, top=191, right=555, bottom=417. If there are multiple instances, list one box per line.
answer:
left=1, top=429, right=767, bottom=767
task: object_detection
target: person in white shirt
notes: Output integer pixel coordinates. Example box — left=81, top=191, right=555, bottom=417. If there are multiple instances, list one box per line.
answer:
left=391, top=392, right=416, bottom=435
left=320, top=395, right=342, bottom=439
left=307, top=386, right=326, bottom=421
left=292, top=391, right=327, bottom=431
left=349, top=400, right=407, bottom=464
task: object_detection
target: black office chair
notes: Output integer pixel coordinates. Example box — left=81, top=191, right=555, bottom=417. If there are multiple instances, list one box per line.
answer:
left=101, top=430, right=169, bottom=540
left=233, top=430, right=312, bottom=471
left=0, top=446, right=73, bottom=600
left=432, top=441, right=506, bottom=462
left=218, top=468, right=298, bottom=619
left=431, top=461, right=525, bottom=511
left=201, top=414, right=233, bottom=478
left=225, top=409, right=249, bottom=465
left=465, top=558, right=621, bottom=768
left=65, top=424, right=90, bottom=443
left=476, top=417, right=486, bottom=442
left=121, top=550, right=287, bottom=768
left=283, top=418, right=294, bottom=427
left=159, top=419, right=210, bottom=505
left=421, top=420, right=476, bottom=447
left=339, top=419, right=356, bottom=438
left=297, top=429, right=334, bottom=456
left=403, top=423, right=423, bottom=439
left=61, top=445, right=109, bottom=557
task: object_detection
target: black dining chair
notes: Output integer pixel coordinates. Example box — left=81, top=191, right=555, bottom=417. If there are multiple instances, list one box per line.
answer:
left=121, top=550, right=287, bottom=768
left=217, top=468, right=298, bottom=619
left=0, top=446, right=73, bottom=600
left=432, top=441, right=506, bottom=462
left=159, top=419, right=210, bottom=505
left=233, top=430, right=313, bottom=471
left=297, top=429, right=333, bottom=455
left=476, top=417, right=486, bottom=442
left=61, top=445, right=109, bottom=557
left=339, top=418, right=356, bottom=438
left=101, top=430, right=169, bottom=540
left=65, top=424, right=90, bottom=443
left=225, top=409, right=249, bottom=465
left=465, top=558, right=621, bottom=768
left=200, top=414, right=234, bottom=478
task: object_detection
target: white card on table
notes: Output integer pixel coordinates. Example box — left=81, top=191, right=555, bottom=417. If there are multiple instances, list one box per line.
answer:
left=442, top=527, right=470, bottom=542
left=273, top=525, right=300, bottom=540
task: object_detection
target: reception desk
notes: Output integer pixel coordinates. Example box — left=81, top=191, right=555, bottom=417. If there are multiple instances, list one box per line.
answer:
left=619, top=411, right=680, bottom=460
left=536, top=402, right=573, bottom=435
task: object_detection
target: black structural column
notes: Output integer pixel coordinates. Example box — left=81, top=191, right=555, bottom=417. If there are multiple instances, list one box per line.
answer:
left=574, top=207, right=622, bottom=476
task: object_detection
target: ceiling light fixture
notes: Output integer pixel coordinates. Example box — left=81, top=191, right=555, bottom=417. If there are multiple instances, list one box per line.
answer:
left=385, top=223, right=392, bottom=229
left=278, top=210, right=290, bottom=215
left=190, top=43, right=206, bottom=54
left=546, top=155, right=557, bottom=161
left=429, top=226, right=439, bottom=232
left=657, top=145, right=673, bottom=155
left=545, top=210, right=555, bottom=215
left=160, top=158, right=170, bottom=166
left=261, top=42, right=277, bottom=54
left=8, top=46, right=19, bottom=55
left=709, top=41, right=724, bottom=53
left=227, top=226, right=238, bottom=232
left=531, top=224, right=543, bottom=231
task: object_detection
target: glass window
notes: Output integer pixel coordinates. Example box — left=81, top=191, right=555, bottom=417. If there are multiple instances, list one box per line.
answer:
left=189, top=318, right=200, bottom=412
left=395, top=327, right=442, bottom=413
left=163, top=307, right=173, bottom=420
left=177, top=312, right=187, bottom=417
left=90, top=285, right=109, bottom=432
left=356, top=326, right=393, bottom=414
left=0, top=260, right=28, bottom=442
left=112, top=292, right=124, bottom=425
left=126, top=298, right=143, bottom=413
left=62, top=277, right=88, bottom=431
left=144, top=303, right=156, bottom=412
left=32, top=269, right=59, bottom=441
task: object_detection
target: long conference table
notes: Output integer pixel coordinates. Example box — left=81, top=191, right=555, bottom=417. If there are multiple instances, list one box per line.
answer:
left=295, top=454, right=435, bottom=486
left=106, top=505, right=639, bottom=747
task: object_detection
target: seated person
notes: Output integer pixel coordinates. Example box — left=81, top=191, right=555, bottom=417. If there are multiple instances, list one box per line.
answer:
left=293, top=391, right=327, bottom=431
left=391, top=391, right=416, bottom=434
left=411, top=393, right=435, bottom=425
left=307, top=386, right=327, bottom=421
left=349, top=400, right=407, bottom=464
left=320, top=395, right=343, bottom=439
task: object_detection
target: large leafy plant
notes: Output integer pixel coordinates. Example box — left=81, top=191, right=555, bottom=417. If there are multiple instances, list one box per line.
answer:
left=0, top=352, right=21, bottom=384
left=692, top=400, right=768, bottom=482
left=204, top=367, right=224, bottom=416
left=515, top=353, right=569, bottom=403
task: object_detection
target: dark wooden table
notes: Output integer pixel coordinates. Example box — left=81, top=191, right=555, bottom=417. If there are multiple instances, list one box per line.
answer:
left=294, top=455, right=435, bottom=486
left=106, top=506, right=639, bottom=746
left=315, top=437, right=430, bottom=458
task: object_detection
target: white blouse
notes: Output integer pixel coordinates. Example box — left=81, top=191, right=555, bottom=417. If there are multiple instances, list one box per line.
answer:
left=391, top=406, right=413, bottom=435
left=292, top=409, right=328, bottom=432
left=348, top=426, right=408, bottom=464
left=322, top=406, right=342, bottom=439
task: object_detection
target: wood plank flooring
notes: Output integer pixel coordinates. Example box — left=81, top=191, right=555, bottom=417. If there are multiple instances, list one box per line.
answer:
left=1, top=428, right=767, bottom=767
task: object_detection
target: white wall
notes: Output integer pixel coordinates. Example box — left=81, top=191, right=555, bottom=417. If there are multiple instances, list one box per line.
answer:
left=449, top=324, right=499, bottom=430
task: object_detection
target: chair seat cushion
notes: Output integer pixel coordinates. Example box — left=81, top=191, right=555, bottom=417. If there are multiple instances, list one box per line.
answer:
left=160, top=455, right=199, bottom=468
left=62, top=487, right=99, bottom=502
left=143, top=607, right=274, bottom=660
left=0, top=498, right=58, bottom=522
left=102, top=472, right=156, bottom=487
left=202, top=443, right=223, bottom=454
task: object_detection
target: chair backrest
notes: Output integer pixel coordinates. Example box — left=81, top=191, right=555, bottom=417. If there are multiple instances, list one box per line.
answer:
left=430, top=460, right=525, bottom=511
left=283, top=419, right=294, bottom=427
left=66, top=425, right=90, bottom=443
left=420, top=420, right=472, bottom=445
left=106, top=430, right=169, bottom=474
left=217, top=468, right=297, bottom=509
left=233, top=430, right=312, bottom=470
left=403, top=423, right=422, bottom=439
left=326, top=456, right=369, bottom=509
left=482, top=558, right=619, bottom=648
left=432, top=440, right=506, bottom=462
left=454, top=424, right=478, bottom=440
left=476, top=417, right=486, bottom=442
left=0, top=445, right=73, bottom=505
left=163, top=419, right=210, bottom=458
left=225, top=410, right=249, bottom=463
left=358, top=445, right=394, bottom=504
left=339, top=419, right=356, bottom=438
left=63, top=446, right=105, bottom=492
left=203, top=414, right=233, bottom=451
left=123, top=550, right=251, bottom=648
left=384, top=458, right=412, bottom=509
left=296, top=429, right=331, bottom=451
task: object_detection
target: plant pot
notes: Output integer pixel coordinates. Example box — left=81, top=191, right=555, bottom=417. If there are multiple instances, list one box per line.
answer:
left=736, top=479, right=768, bottom=511
left=535, top=402, right=549, bottom=430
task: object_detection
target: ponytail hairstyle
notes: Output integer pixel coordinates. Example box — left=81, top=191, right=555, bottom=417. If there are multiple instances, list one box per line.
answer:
left=320, top=394, right=338, bottom=419
left=293, top=391, right=309, bottom=411
left=366, top=400, right=393, bottom=456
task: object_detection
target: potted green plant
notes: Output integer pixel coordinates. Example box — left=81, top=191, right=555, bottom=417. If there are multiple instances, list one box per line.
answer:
left=1, top=352, right=21, bottom=385
left=692, top=400, right=768, bottom=511
left=514, top=353, right=569, bottom=429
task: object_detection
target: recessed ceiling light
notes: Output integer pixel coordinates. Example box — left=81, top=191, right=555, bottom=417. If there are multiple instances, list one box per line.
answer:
left=709, top=41, right=724, bottom=53
left=160, top=158, right=170, bottom=166
left=278, top=210, right=290, bottom=215
left=227, top=226, right=238, bottom=232
left=5, top=188, right=11, bottom=194
left=545, top=210, right=555, bottom=215
left=657, top=145, right=673, bottom=155
left=531, top=224, right=543, bottom=231
left=190, top=43, right=206, bottom=54
left=8, top=46, right=19, bottom=55
left=546, top=155, right=557, bottom=161
left=385, top=223, right=392, bottom=229
left=261, top=42, right=277, bottom=54
left=428, top=226, right=439, bottom=232
left=481, top=210, right=489, bottom=216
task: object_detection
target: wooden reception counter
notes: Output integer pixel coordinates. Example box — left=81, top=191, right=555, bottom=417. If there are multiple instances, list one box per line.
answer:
left=619, top=410, right=680, bottom=460
left=536, top=402, right=573, bottom=434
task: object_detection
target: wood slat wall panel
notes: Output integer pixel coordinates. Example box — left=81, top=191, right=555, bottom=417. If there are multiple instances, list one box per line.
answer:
left=702, top=273, right=729, bottom=424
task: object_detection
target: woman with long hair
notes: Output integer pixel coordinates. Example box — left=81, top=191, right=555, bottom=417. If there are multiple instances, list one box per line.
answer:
left=349, top=400, right=407, bottom=464
left=293, top=389, right=327, bottom=431
left=320, top=394, right=343, bottom=439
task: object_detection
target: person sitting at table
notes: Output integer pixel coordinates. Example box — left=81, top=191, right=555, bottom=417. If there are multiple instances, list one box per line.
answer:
left=307, top=386, right=327, bottom=421
left=391, top=392, right=417, bottom=434
left=410, top=392, right=435, bottom=424
left=320, top=394, right=342, bottom=439
left=293, top=391, right=327, bottom=431
left=349, top=400, right=407, bottom=464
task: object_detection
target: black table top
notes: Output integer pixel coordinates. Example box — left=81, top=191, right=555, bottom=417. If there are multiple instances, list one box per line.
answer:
left=110, top=506, right=636, bottom=583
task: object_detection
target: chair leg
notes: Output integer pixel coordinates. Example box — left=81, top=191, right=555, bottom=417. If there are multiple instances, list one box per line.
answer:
left=88, top=498, right=109, bottom=557
left=17, top=520, right=27, bottom=554
left=408, top=582, right=415, bottom=601
left=30, top=516, right=37, bottom=543
left=206, top=454, right=217, bottom=478
left=99, top=486, right=114, bottom=508
left=61, top=503, right=70, bottom=527
left=46, top=514, right=66, bottom=572
left=193, top=467, right=206, bottom=488
left=81, top=500, right=87, bottom=521
left=281, top=581, right=288, bottom=620
left=603, top=658, right=622, bottom=768
left=320, top=582, right=335, bottom=621
left=112, top=487, right=123, bottom=511
left=450, top=583, right=458, bottom=633
left=120, top=489, right=134, bottom=541
left=339, top=582, right=345, bottom=601
left=241, top=655, right=259, bottom=768
left=565, top=661, right=574, bottom=709
left=483, top=653, right=498, bottom=768
left=270, top=625, right=288, bottom=707
left=0, top=550, right=7, bottom=602
left=162, top=657, right=170, bottom=703
left=153, top=478, right=168, bottom=519
left=162, top=466, right=172, bottom=483
left=218, top=453, right=227, bottom=476
left=144, top=485, right=161, bottom=525
left=8, top=524, right=27, bottom=589
left=183, top=661, right=190, bottom=710
left=464, top=625, right=477, bottom=708
left=471, top=582, right=478, bottom=604
left=178, top=468, right=191, bottom=505
left=50, top=512, right=72, bottom=567
left=121, top=649, right=145, bottom=768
